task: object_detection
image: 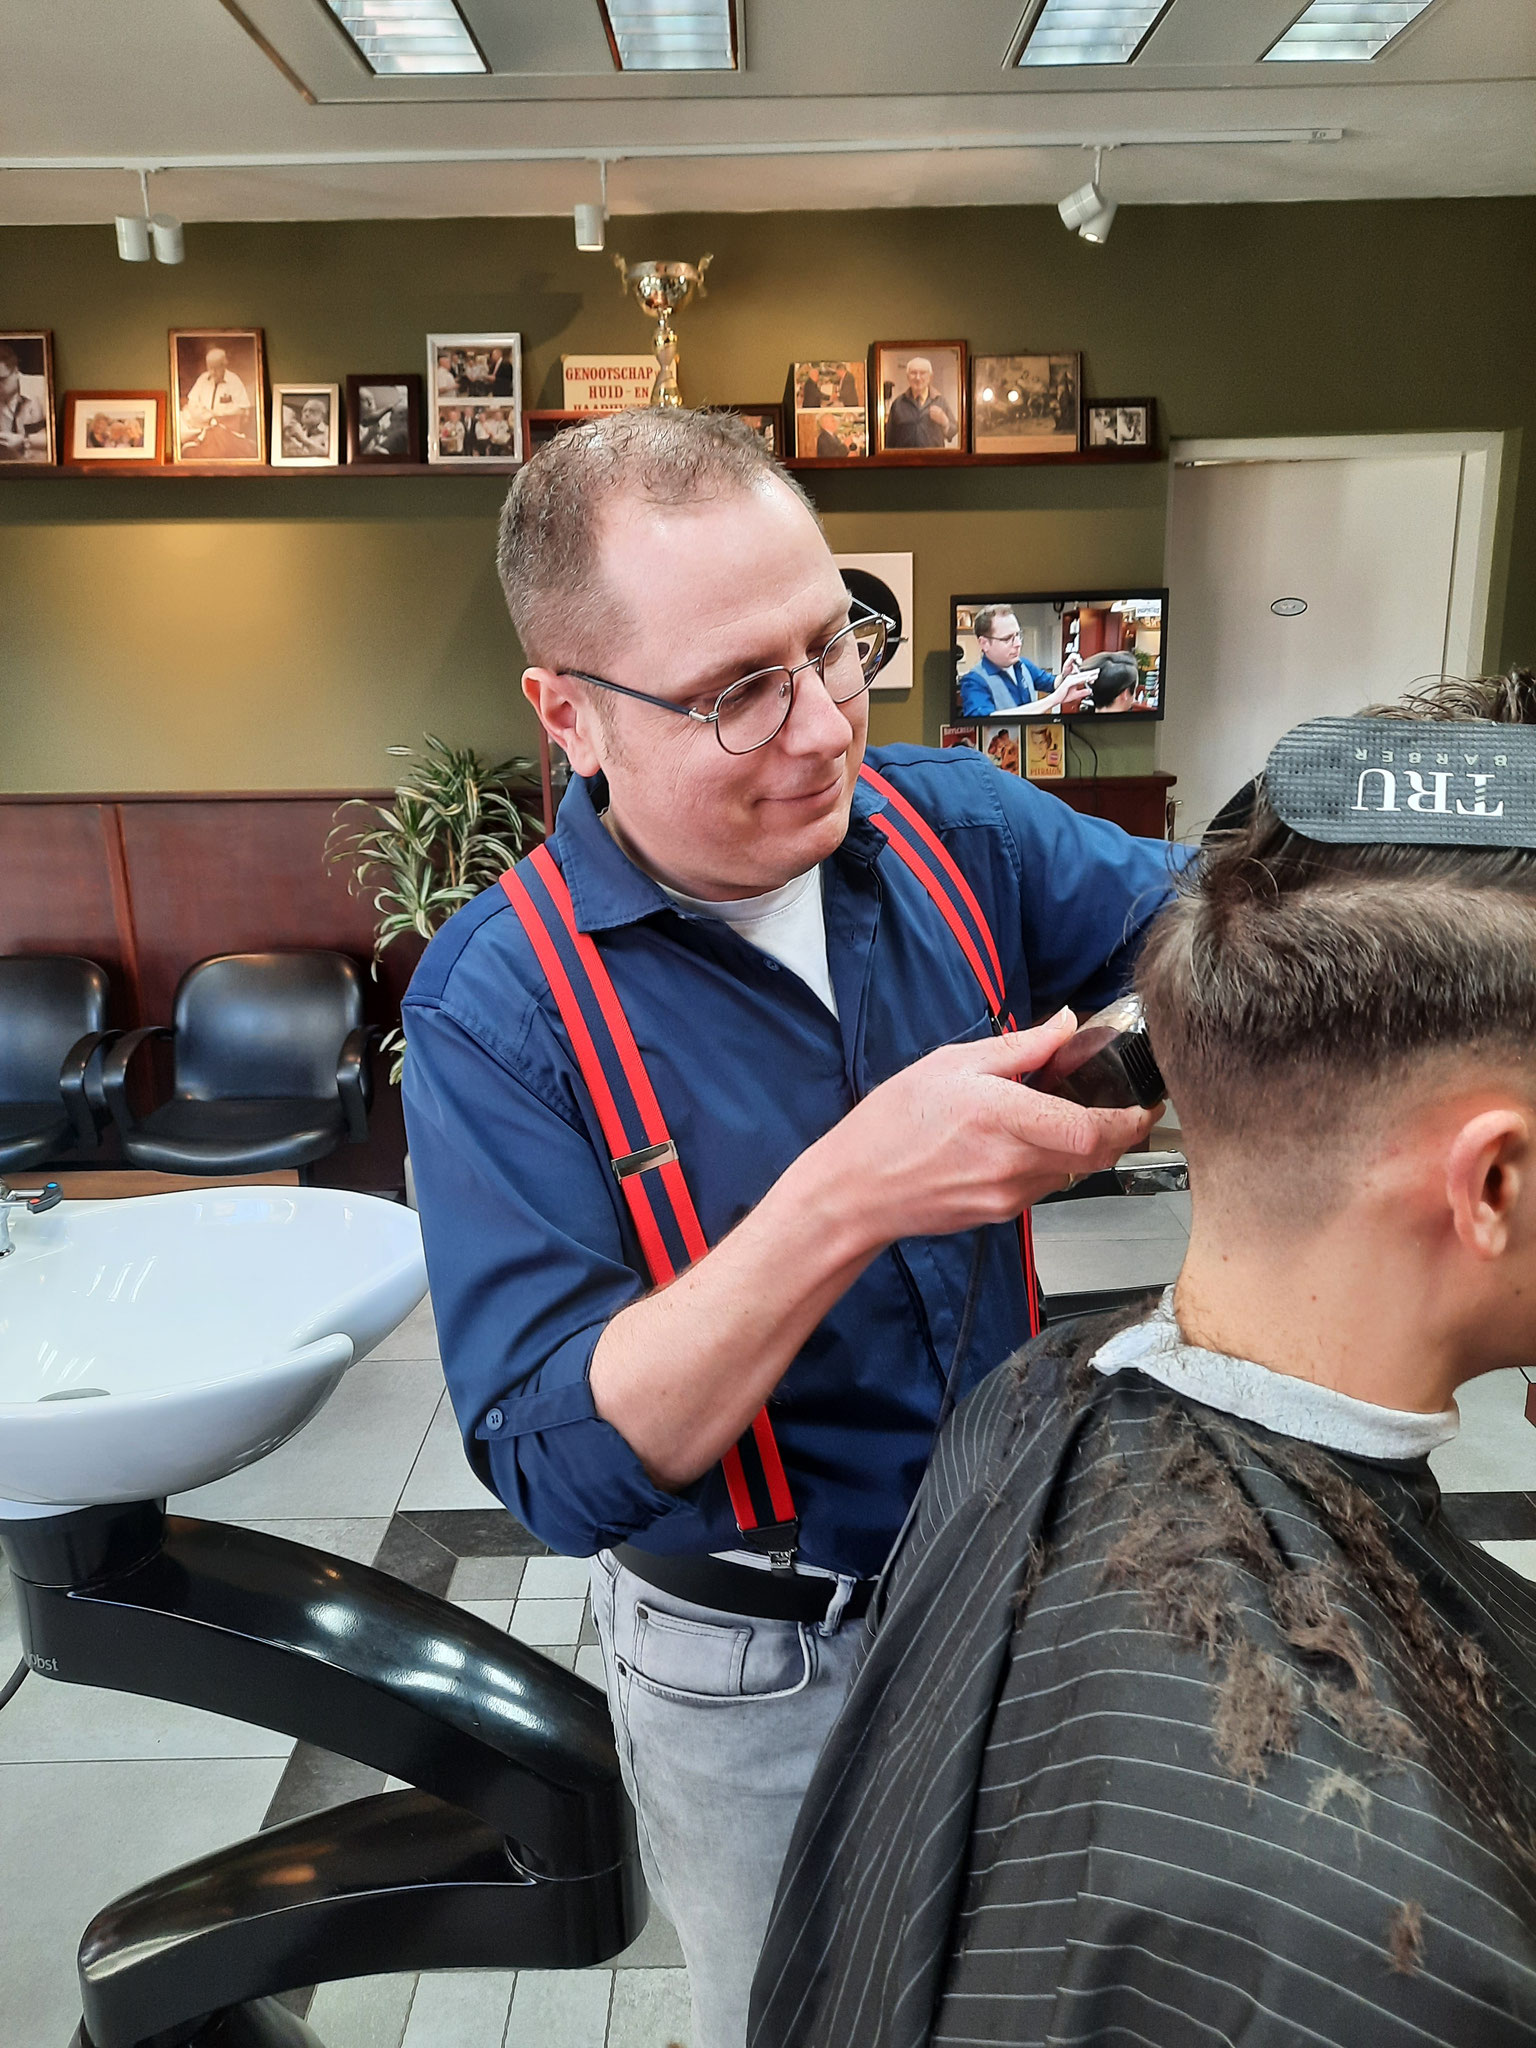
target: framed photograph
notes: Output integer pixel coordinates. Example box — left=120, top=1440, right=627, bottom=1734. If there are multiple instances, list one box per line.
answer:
left=871, top=341, right=966, bottom=457
left=834, top=552, right=913, bottom=694
left=789, top=361, right=867, bottom=461
left=63, top=391, right=164, bottom=465
left=271, top=383, right=340, bottom=467
left=169, top=329, right=265, bottom=465
left=345, top=375, right=423, bottom=464
left=984, top=723, right=1022, bottom=777
left=971, top=354, right=1081, bottom=456
left=795, top=409, right=867, bottom=461
left=0, top=331, right=56, bottom=464
left=1087, top=398, right=1156, bottom=450
left=940, top=724, right=980, bottom=751
left=1024, top=720, right=1067, bottom=781
left=428, top=333, right=523, bottom=465
left=709, top=404, right=786, bottom=458
left=793, top=360, right=865, bottom=411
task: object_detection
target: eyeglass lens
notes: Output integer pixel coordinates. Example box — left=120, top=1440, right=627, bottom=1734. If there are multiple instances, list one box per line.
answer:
left=714, top=616, right=887, bottom=754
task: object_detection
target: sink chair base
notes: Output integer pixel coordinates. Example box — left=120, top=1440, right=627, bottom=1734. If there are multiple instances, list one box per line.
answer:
left=75, top=1995, right=324, bottom=2048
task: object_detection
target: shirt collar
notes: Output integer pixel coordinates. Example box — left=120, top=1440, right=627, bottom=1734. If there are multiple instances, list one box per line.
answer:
left=1091, top=1287, right=1459, bottom=1464
left=552, top=763, right=892, bottom=936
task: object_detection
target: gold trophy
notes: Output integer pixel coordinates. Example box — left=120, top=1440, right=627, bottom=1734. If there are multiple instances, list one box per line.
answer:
left=613, top=255, right=713, bottom=407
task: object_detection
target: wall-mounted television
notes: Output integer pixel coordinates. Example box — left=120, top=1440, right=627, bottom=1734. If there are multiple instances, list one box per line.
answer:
left=951, top=588, right=1168, bottom=726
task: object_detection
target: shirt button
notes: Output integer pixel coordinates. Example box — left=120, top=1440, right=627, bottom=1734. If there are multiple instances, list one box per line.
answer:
left=485, top=1407, right=504, bottom=1432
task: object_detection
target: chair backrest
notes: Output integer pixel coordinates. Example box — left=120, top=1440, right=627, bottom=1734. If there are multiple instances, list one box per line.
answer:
left=0, top=955, right=110, bottom=1104
left=173, top=952, right=365, bottom=1102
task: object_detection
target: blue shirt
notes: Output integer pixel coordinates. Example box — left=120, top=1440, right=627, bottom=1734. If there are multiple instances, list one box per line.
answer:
left=958, top=655, right=1055, bottom=719
left=401, top=744, right=1182, bottom=1575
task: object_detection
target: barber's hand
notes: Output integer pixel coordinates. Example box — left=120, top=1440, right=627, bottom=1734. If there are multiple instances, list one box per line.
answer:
left=816, top=1009, right=1159, bottom=1247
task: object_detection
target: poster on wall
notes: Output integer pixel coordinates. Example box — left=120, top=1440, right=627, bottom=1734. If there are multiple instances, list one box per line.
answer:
left=833, top=552, right=913, bottom=694
left=562, top=355, right=658, bottom=411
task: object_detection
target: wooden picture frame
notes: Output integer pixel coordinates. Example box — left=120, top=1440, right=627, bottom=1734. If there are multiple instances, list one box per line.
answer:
left=1086, top=397, right=1157, bottom=450
left=169, top=328, right=266, bottom=465
left=62, top=390, right=165, bottom=466
left=971, top=353, right=1081, bottom=455
left=523, top=408, right=589, bottom=454
left=708, top=403, right=786, bottom=459
left=271, top=383, right=341, bottom=467
left=345, top=375, right=423, bottom=465
left=427, top=332, right=522, bottom=466
left=870, top=340, right=967, bottom=458
left=0, top=330, right=57, bottom=464
left=788, top=360, right=868, bottom=461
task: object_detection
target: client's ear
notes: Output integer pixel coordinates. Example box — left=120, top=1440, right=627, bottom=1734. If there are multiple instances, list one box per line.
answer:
left=1446, top=1108, right=1531, bottom=1259
left=524, top=668, right=603, bottom=778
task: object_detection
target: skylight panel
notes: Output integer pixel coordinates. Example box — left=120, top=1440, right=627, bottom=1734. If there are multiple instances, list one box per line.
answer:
left=325, top=0, right=487, bottom=76
left=1263, top=1, right=1434, bottom=61
left=600, top=0, right=737, bottom=70
left=1014, top=1, right=1171, bottom=67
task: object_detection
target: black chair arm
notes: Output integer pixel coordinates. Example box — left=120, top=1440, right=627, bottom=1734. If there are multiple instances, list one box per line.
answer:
left=58, top=1029, right=123, bottom=1150
left=101, top=1025, right=173, bottom=1138
left=336, top=1027, right=376, bottom=1144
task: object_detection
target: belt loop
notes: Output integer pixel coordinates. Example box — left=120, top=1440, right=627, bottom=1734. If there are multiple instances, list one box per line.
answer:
left=819, top=1574, right=858, bottom=1636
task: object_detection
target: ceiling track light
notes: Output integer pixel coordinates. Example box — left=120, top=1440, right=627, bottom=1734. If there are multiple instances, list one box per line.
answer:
left=574, top=159, right=609, bottom=252
left=115, top=169, right=183, bottom=265
left=1057, top=145, right=1117, bottom=243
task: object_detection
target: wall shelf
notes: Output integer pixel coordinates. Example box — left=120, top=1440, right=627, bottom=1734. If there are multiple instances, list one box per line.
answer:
left=0, top=446, right=1158, bottom=482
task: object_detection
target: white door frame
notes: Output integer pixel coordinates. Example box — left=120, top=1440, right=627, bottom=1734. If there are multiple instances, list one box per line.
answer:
left=1166, top=432, right=1507, bottom=678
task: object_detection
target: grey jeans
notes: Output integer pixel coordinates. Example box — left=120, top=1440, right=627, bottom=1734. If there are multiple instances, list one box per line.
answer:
left=589, top=1551, right=866, bottom=2048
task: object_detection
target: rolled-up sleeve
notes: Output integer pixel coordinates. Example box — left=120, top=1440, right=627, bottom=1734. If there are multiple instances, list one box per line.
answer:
left=402, top=995, right=685, bottom=1556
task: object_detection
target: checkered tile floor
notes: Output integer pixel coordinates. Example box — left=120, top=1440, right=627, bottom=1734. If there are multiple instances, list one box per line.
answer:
left=4, top=1192, right=1535, bottom=2045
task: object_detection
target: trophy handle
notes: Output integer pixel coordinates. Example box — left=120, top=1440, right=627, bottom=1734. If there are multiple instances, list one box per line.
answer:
left=695, top=253, right=714, bottom=298
left=612, top=253, right=629, bottom=293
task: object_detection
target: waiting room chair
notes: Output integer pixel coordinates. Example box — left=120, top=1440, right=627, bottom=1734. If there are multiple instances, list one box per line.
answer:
left=0, top=954, right=116, bottom=1173
left=102, top=951, right=373, bottom=1177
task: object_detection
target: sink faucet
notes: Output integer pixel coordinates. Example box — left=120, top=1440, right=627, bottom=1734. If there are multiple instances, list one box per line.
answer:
left=0, top=1180, right=62, bottom=1257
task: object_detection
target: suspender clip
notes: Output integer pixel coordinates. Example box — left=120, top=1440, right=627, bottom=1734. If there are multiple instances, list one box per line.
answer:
left=612, top=1138, right=679, bottom=1182
left=741, top=1519, right=801, bottom=1575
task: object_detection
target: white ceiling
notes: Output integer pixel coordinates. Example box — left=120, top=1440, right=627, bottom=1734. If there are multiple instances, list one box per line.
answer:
left=1, top=0, right=1532, bottom=223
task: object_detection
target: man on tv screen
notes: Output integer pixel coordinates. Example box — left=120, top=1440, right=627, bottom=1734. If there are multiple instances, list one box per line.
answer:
left=957, top=606, right=1091, bottom=718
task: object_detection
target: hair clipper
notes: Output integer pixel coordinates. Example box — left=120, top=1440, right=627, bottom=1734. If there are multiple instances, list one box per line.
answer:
left=1029, top=994, right=1167, bottom=1110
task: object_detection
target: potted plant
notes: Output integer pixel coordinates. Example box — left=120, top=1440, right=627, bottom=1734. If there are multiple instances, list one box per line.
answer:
left=329, top=735, right=544, bottom=1084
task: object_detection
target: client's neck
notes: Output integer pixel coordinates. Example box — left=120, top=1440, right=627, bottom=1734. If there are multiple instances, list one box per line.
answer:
left=1174, top=1204, right=1462, bottom=1416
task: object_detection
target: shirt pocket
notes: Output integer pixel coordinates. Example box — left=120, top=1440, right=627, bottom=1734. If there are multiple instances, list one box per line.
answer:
left=919, top=1008, right=997, bottom=1059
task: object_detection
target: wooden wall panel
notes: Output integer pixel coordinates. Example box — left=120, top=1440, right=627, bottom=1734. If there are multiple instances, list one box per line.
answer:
left=0, top=801, right=133, bottom=1010
left=1049, top=773, right=1177, bottom=841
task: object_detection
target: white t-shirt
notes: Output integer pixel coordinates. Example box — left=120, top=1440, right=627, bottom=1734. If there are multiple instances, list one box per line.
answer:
left=661, top=866, right=839, bottom=1018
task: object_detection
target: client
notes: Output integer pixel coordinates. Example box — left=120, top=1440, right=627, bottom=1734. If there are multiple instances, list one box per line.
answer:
left=752, top=672, right=1536, bottom=2048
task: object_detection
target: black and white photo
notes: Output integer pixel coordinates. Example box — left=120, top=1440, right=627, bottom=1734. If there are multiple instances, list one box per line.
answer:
left=271, top=383, right=340, bottom=467
left=0, top=331, right=56, bottom=464
left=345, top=375, right=423, bottom=464
left=170, top=328, right=265, bottom=464
left=1087, top=398, right=1155, bottom=449
left=427, top=334, right=523, bottom=464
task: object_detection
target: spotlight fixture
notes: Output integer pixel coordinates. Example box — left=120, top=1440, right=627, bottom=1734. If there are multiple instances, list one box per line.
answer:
left=115, top=170, right=183, bottom=265
left=1057, top=147, right=1116, bottom=243
left=574, top=161, right=609, bottom=252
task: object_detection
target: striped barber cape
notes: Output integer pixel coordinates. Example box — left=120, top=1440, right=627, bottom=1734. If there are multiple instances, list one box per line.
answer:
left=750, top=1312, right=1536, bottom=2048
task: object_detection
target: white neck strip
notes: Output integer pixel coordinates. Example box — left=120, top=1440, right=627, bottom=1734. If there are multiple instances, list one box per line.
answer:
left=1091, top=1288, right=1459, bottom=1462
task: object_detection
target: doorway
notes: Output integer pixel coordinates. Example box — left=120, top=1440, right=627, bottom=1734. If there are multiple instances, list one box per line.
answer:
left=1159, top=432, right=1505, bottom=839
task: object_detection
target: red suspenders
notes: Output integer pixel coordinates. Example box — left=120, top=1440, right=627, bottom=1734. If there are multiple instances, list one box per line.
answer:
left=498, top=766, right=1042, bottom=1568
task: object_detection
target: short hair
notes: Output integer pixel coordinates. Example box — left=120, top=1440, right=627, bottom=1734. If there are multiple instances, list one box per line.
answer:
left=495, top=407, right=818, bottom=673
left=905, top=356, right=932, bottom=376
left=1137, top=670, right=1536, bottom=1174
left=1088, top=653, right=1138, bottom=709
left=973, top=606, right=1018, bottom=643
left=0, top=343, right=18, bottom=374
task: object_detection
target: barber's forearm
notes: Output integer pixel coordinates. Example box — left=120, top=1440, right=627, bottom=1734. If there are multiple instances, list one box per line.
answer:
left=588, top=1139, right=882, bottom=1491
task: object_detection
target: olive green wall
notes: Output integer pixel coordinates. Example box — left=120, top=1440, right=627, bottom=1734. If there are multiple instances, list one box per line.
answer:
left=2, top=199, right=1531, bottom=793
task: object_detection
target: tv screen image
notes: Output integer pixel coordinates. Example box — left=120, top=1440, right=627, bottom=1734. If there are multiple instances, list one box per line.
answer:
left=952, top=589, right=1167, bottom=727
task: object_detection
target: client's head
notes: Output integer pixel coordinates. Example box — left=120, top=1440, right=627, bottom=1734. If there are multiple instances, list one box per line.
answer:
left=1139, top=669, right=1536, bottom=1391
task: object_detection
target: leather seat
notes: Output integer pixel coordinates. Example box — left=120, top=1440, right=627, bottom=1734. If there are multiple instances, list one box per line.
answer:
left=0, top=955, right=116, bottom=1173
left=103, top=951, right=372, bottom=1177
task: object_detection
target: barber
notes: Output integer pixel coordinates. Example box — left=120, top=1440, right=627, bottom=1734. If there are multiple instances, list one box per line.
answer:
left=402, top=410, right=1179, bottom=2048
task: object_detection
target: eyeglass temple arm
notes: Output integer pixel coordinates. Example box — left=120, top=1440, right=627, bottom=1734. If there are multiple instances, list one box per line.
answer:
left=564, top=672, right=708, bottom=722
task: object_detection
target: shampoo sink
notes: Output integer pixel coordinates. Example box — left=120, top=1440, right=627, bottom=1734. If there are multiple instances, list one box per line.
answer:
left=0, top=1187, right=427, bottom=1507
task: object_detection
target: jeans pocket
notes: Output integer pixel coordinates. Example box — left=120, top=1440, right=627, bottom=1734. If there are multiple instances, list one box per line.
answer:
left=625, top=1602, right=817, bottom=1708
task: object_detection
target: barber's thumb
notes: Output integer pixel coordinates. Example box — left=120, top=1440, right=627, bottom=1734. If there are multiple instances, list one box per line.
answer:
left=977, top=1008, right=1076, bottom=1076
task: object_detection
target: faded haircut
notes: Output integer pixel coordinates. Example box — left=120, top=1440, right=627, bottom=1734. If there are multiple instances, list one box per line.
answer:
left=1136, top=669, right=1536, bottom=1161
left=495, top=407, right=819, bottom=674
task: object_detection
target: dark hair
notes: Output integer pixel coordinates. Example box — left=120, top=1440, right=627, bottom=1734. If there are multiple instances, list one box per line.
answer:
left=973, top=605, right=1017, bottom=643
left=1088, top=653, right=1138, bottom=709
left=0, top=343, right=19, bottom=375
left=1137, top=670, right=1536, bottom=1151
left=495, top=407, right=817, bottom=673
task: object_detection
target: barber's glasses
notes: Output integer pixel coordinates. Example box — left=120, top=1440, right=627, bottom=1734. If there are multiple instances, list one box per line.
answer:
left=565, top=602, right=894, bottom=756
